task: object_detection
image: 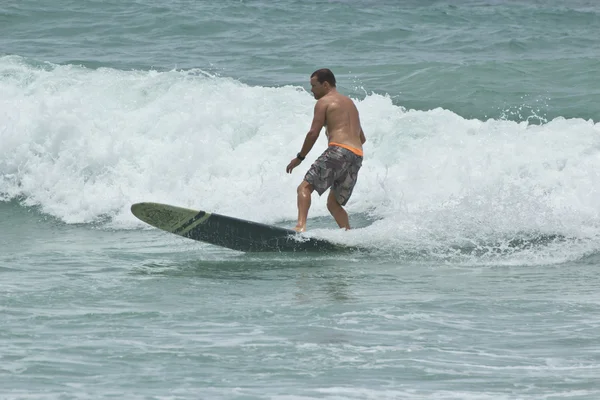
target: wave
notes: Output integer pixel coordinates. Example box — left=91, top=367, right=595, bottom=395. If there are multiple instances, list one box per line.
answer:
left=2, top=56, right=600, bottom=264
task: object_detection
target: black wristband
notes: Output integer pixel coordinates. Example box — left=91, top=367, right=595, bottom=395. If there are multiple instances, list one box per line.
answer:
left=296, top=152, right=305, bottom=161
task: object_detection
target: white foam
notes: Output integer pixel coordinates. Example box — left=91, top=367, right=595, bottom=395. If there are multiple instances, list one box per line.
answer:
left=2, top=56, right=600, bottom=263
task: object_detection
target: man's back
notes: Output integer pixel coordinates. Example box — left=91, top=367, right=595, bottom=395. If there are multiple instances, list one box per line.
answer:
left=322, top=92, right=363, bottom=150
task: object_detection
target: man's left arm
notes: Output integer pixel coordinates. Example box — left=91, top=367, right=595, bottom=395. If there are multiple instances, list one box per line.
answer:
left=298, top=100, right=327, bottom=158
left=286, top=100, right=327, bottom=173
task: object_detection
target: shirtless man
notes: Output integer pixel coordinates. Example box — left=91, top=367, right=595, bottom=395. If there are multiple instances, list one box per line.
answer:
left=286, top=68, right=366, bottom=232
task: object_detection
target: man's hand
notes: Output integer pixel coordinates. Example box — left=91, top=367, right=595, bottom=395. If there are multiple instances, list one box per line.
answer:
left=286, top=157, right=302, bottom=173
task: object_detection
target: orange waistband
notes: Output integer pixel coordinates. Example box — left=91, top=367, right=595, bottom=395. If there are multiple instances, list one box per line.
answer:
left=329, top=142, right=364, bottom=157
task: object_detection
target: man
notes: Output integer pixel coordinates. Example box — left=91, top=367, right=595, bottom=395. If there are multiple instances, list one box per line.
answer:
left=286, top=68, right=366, bottom=232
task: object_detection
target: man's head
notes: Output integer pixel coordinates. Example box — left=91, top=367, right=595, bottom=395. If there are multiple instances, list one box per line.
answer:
left=310, top=68, right=336, bottom=99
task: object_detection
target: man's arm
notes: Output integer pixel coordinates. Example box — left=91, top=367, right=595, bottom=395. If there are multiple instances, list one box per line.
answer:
left=298, top=100, right=327, bottom=158
left=360, top=127, right=366, bottom=144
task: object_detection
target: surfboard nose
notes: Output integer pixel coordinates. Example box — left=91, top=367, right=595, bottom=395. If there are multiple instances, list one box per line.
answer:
left=130, top=202, right=145, bottom=215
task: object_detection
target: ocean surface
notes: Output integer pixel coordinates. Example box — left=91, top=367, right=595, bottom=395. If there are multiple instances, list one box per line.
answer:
left=2, top=0, right=600, bottom=398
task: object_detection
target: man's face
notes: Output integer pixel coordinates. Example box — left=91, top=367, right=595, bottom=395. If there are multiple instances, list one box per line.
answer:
left=310, top=76, right=326, bottom=99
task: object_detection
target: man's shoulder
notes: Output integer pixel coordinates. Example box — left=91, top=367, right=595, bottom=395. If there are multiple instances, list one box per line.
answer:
left=319, top=92, right=347, bottom=107
left=314, top=96, right=334, bottom=112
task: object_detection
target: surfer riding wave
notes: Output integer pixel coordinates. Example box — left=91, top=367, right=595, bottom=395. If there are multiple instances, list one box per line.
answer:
left=286, top=68, right=366, bottom=232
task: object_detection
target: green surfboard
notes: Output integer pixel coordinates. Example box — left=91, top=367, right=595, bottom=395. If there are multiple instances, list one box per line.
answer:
left=131, top=202, right=347, bottom=252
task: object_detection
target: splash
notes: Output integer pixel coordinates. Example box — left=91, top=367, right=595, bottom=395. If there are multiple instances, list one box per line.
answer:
left=2, top=56, right=600, bottom=264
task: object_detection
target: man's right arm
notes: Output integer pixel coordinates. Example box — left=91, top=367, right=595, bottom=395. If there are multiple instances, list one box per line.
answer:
left=360, top=127, right=366, bottom=144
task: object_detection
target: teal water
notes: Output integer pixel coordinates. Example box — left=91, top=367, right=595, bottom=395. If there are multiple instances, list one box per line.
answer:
left=2, top=0, right=600, bottom=121
left=2, top=1, right=600, bottom=398
left=3, top=202, right=600, bottom=399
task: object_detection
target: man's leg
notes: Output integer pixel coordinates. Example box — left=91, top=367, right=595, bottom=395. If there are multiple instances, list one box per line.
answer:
left=327, top=190, right=350, bottom=230
left=295, top=180, right=313, bottom=232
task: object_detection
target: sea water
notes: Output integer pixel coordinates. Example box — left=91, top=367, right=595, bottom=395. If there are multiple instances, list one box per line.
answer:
left=1, top=1, right=600, bottom=398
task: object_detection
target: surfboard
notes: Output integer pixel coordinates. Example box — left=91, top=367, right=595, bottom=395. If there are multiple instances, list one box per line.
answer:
left=130, top=202, right=348, bottom=252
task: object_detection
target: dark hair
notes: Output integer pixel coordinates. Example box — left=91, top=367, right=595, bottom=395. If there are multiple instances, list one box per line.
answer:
left=311, top=68, right=336, bottom=87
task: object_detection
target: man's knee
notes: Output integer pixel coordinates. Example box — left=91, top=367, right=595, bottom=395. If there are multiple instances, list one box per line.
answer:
left=327, top=191, right=342, bottom=210
left=297, top=180, right=314, bottom=195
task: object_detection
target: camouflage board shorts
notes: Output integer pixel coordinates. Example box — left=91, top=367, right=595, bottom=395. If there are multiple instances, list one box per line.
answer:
left=304, top=145, right=363, bottom=206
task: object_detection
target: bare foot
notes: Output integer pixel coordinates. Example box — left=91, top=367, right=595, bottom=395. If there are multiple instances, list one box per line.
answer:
left=293, top=225, right=306, bottom=233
